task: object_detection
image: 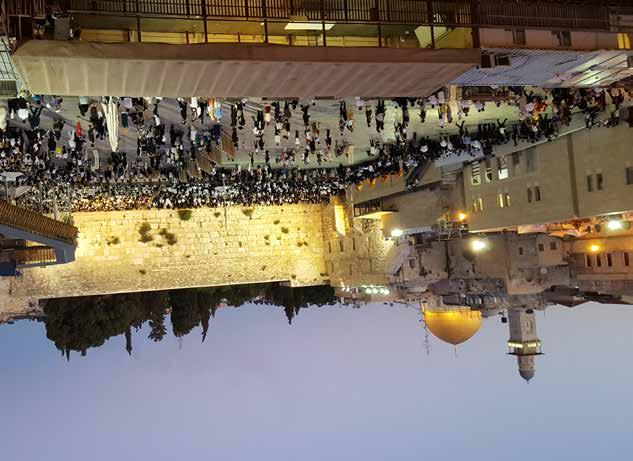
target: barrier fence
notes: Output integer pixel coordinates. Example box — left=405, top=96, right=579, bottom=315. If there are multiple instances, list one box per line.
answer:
left=63, top=0, right=623, bottom=31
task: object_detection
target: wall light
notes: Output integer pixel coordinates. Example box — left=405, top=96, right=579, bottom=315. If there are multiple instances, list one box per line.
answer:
left=606, top=220, right=624, bottom=231
left=391, top=229, right=404, bottom=238
left=457, top=212, right=467, bottom=221
left=470, top=239, right=488, bottom=252
left=589, top=244, right=601, bottom=253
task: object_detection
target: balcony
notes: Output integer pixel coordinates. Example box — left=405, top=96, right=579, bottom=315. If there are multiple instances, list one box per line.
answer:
left=52, top=0, right=629, bottom=48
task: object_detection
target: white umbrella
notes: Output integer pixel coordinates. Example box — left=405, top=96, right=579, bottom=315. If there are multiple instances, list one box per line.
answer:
left=101, top=98, right=119, bottom=152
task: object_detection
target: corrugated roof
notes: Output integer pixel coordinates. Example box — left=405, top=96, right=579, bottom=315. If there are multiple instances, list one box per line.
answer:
left=452, top=48, right=633, bottom=87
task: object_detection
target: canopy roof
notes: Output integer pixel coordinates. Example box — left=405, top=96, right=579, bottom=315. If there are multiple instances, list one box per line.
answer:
left=13, top=41, right=479, bottom=98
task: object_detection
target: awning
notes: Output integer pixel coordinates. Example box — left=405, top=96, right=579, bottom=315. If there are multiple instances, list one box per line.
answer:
left=12, top=40, right=480, bottom=98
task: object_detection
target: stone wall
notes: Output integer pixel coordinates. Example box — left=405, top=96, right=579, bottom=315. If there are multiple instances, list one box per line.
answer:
left=8, top=204, right=327, bottom=300
left=321, top=200, right=389, bottom=288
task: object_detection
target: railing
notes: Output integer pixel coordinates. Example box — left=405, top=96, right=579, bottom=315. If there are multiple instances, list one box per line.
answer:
left=65, top=0, right=619, bottom=31
left=0, top=200, right=78, bottom=245
left=4, top=0, right=47, bottom=16
left=14, top=246, right=58, bottom=265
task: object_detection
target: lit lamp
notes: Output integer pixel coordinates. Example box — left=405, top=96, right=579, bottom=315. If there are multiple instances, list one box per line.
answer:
left=391, top=229, right=404, bottom=238
left=470, top=239, right=488, bottom=252
left=606, top=220, right=624, bottom=231
left=589, top=244, right=601, bottom=253
left=457, top=212, right=468, bottom=221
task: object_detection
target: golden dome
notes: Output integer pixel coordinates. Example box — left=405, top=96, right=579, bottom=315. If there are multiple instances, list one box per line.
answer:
left=423, top=308, right=482, bottom=345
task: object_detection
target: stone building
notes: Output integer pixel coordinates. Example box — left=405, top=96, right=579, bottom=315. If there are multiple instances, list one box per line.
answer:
left=463, top=125, right=633, bottom=232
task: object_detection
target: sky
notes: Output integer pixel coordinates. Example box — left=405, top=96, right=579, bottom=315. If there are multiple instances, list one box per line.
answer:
left=1, top=301, right=632, bottom=461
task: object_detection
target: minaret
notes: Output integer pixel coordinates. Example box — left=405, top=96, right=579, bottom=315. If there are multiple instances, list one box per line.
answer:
left=507, top=308, right=543, bottom=382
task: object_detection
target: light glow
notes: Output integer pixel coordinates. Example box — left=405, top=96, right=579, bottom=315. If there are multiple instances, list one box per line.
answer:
left=590, top=244, right=601, bottom=253
left=606, top=220, right=624, bottom=231
left=470, top=239, right=488, bottom=252
left=391, top=229, right=404, bottom=238
left=284, top=22, right=335, bottom=31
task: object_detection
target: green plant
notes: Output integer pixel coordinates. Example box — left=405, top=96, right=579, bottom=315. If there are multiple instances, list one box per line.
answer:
left=214, top=211, right=222, bottom=218
left=106, top=236, right=120, bottom=246
left=138, top=222, right=153, bottom=243
left=159, top=228, right=178, bottom=246
left=273, top=220, right=280, bottom=225
left=261, top=265, right=267, bottom=271
left=177, top=209, right=193, bottom=221
left=297, top=241, right=304, bottom=247
left=281, top=227, right=289, bottom=234
left=264, top=235, right=270, bottom=240
left=291, top=274, right=297, bottom=280
left=242, top=208, right=254, bottom=219
left=139, top=269, right=147, bottom=275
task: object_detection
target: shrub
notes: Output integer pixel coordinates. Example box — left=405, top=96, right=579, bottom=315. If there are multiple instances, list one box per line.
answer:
left=177, top=209, right=193, bottom=221
left=281, top=227, right=289, bottom=234
left=138, top=222, right=153, bottom=243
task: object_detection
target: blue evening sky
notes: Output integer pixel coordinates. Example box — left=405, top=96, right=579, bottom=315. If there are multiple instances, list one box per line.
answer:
left=1, top=301, right=632, bottom=460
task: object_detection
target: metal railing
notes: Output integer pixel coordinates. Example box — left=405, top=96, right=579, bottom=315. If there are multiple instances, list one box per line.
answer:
left=0, top=200, right=78, bottom=245
left=14, top=246, right=58, bottom=265
left=64, top=0, right=621, bottom=31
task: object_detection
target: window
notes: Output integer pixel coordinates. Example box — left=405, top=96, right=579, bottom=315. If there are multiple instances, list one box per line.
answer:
left=527, top=188, right=533, bottom=203
left=409, top=259, right=416, bottom=269
left=497, top=156, right=509, bottom=180
left=550, top=241, right=557, bottom=250
left=538, top=243, right=544, bottom=252
left=471, top=162, right=481, bottom=186
left=328, top=242, right=332, bottom=254
left=518, top=247, right=524, bottom=256
left=625, top=252, right=631, bottom=267
left=618, top=33, right=631, bottom=50
left=512, top=152, right=521, bottom=167
left=512, top=28, right=526, bottom=46
left=626, top=167, right=633, bottom=185
left=586, top=253, right=592, bottom=267
left=349, top=264, right=353, bottom=275
left=352, top=238, right=356, bottom=251
left=339, top=240, right=344, bottom=252
left=526, top=149, right=536, bottom=173
left=607, top=253, right=613, bottom=267
left=498, top=193, right=510, bottom=208
left=553, top=30, right=572, bottom=47
left=587, top=175, right=593, bottom=192
left=534, top=186, right=541, bottom=201
left=596, top=254, right=602, bottom=267
left=485, top=160, right=493, bottom=182
left=596, top=173, right=603, bottom=190
left=473, top=197, right=484, bottom=213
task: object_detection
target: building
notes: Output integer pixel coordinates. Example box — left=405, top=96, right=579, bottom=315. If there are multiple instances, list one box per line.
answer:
left=569, top=231, right=633, bottom=296
left=463, top=124, right=633, bottom=232
left=8, top=0, right=633, bottom=97
left=507, top=307, right=543, bottom=383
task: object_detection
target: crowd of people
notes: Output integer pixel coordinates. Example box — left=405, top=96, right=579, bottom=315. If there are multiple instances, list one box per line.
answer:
left=1, top=85, right=629, bottom=213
